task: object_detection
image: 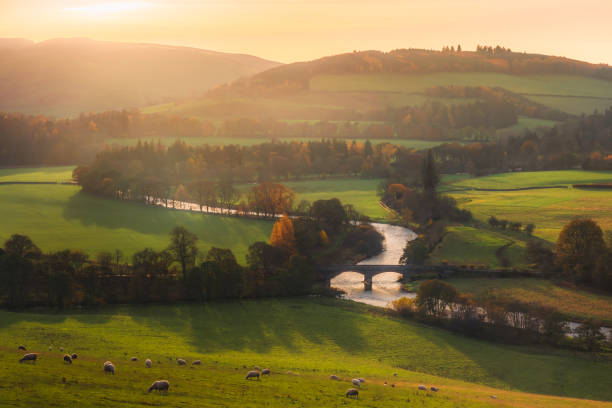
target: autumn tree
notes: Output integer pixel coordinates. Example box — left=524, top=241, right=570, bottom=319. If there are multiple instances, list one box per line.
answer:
left=555, top=219, right=607, bottom=284
left=416, top=280, right=459, bottom=318
left=248, top=182, right=295, bottom=218
left=270, top=214, right=297, bottom=252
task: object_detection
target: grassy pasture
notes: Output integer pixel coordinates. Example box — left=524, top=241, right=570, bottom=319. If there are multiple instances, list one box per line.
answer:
left=0, top=184, right=272, bottom=262
left=443, top=170, right=612, bottom=190
left=0, top=299, right=611, bottom=407
left=428, top=225, right=528, bottom=269
left=446, top=278, right=612, bottom=324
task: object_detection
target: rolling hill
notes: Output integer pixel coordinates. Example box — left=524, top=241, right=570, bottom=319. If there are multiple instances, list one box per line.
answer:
left=0, top=38, right=280, bottom=116
left=145, top=48, right=612, bottom=124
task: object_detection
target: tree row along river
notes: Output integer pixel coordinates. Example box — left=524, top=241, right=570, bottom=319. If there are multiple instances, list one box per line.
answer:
left=153, top=196, right=610, bottom=338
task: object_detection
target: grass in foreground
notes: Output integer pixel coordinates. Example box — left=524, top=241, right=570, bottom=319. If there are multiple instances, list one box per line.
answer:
left=446, top=277, right=612, bottom=324
left=0, top=299, right=611, bottom=407
left=0, top=184, right=272, bottom=262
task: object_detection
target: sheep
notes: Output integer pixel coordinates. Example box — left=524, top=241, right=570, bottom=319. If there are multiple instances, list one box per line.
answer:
left=145, top=359, right=152, bottom=368
left=245, top=370, right=260, bottom=380
left=351, top=379, right=361, bottom=388
left=71, top=353, right=78, bottom=360
left=329, top=375, right=340, bottom=380
left=393, top=373, right=398, bottom=377
left=131, top=357, right=138, bottom=362
left=430, top=386, right=439, bottom=392
left=18, top=345, right=26, bottom=351
left=103, top=361, right=115, bottom=375
left=59, top=347, right=63, bottom=352
left=391, top=384, right=395, bottom=388
left=253, top=365, right=260, bottom=371
left=358, top=378, right=365, bottom=383
left=63, top=355, right=72, bottom=364
left=19, top=353, right=37, bottom=363
left=177, top=359, right=187, bottom=366
left=192, top=360, right=201, bottom=365
left=49, top=346, right=52, bottom=351
left=418, top=385, right=427, bottom=391
left=148, top=380, right=170, bottom=393
left=261, top=368, right=271, bottom=376
left=345, top=388, right=359, bottom=399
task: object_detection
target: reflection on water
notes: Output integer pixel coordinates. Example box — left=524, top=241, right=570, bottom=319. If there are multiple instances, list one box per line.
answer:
left=330, top=271, right=415, bottom=308
left=331, top=223, right=417, bottom=308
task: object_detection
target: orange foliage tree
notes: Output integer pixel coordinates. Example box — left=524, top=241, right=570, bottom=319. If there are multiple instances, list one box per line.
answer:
left=270, top=214, right=296, bottom=252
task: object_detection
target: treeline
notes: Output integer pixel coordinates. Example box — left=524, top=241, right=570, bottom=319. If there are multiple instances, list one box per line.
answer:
left=0, top=110, right=213, bottom=165
left=393, top=280, right=609, bottom=352
left=424, top=85, right=569, bottom=121
left=0, top=199, right=383, bottom=308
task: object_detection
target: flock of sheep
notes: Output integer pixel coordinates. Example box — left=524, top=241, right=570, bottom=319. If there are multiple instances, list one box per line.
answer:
left=16, top=344, right=442, bottom=400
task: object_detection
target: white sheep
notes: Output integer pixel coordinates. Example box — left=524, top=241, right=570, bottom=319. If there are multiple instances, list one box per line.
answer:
left=19, top=353, right=37, bottom=363
left=346, top=388, right=359, bottom=398
left=104, top=361, right=115, bottom=375
left=177, top=358, right=187, bottom=366
left=245, top=370, right=260, bottom=380
left=418, top=385, right=427, bottom=391
left=148, top=380, right=170, bottom=393
left=63, top=355, right=72, bottom=364
left=351, top=379, right=361, bottom=388
left=145, top=359, right=152, bottom=368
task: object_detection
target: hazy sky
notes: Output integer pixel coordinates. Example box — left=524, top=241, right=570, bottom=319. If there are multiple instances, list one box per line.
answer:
left=1, top=0, right=611, bottom=64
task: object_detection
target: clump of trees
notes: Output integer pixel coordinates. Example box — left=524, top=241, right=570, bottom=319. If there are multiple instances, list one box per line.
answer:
left=391, top=279, right=609, bottom=351
left=526, top=219, right=612, bottom=292
left=488, top=216, right=535, bottom=235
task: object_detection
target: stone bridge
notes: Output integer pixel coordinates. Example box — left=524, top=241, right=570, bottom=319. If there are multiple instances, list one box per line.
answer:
left=320, top=264, right=454, bottom=290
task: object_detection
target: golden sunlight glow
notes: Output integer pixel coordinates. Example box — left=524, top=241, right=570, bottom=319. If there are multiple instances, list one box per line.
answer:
left=64, top=1, right=150, bottom=16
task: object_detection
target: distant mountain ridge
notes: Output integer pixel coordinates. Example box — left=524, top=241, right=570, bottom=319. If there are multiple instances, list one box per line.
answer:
left=0, top=38, right=281, bottom=116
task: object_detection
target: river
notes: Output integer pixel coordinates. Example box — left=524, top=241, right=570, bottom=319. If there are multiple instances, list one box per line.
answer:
left=330, top=223, right=417, bottom=307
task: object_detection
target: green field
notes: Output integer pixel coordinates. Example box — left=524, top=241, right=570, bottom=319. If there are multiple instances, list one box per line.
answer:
left=284, top=178, right=388, bottom=221
left=0, top=166, right=75, bottom=183
left=104, top=136, right=446, bottom=150
left=311, top=73, right=612, bottom=115
left=443, top=170, right=612, bottom=190
left=0, top=299, right=611, bottom=407
left=446, top=278, right=612, bottom=324
left=0, top=184, right=272, bottom=262
left=428, top=226, right=528, bottom=269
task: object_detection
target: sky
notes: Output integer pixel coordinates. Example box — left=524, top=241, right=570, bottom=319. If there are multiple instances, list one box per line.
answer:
left=1, top=0, right=611, bottom=64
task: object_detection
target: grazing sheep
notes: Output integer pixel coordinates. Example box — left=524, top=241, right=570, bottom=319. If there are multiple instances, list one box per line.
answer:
left=145, top=359, right=152, bottom=368
left=329, top=375, right=339, bottom=380
left=418, top=385, right=427, bottom=391
left=261, top=368, right=271, bottom=376
left=253, top=365, right=260, bottom=371
left=345, top=388, right=359, bottom=398
left=245, top=370, right=260, bottom=380
left=384, top=381, right=387, bottom=386
left=351, top=379, right=361, bottom=388
left=49, top=346, right=52, bottom=351
left=393, top=373, right=398, bottom=377
left=18, top=345, right=26, bottom=351
left=192, top=360, right=201, bottom=365
left=148, top=380, right=170, bottom=393
left=59, top=347, right=63, bottom=352
left=358, top=378, right=365, bottom=383
left=490, top=395, right=498, bottom=399
left=71, top=353, right=78, bottom=360
left=430, top=386, right=439, bottom=392
left=391, top=384, right=395, bottom=388
left=177, top=359, right=187, bottom=366
left=19, top=353, right=37, bottom=363
left=131, top=357, right=138, bottom=362
left=63, top=355, right=72, bottom=364
left=103, top=362, right=115, bottom=375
